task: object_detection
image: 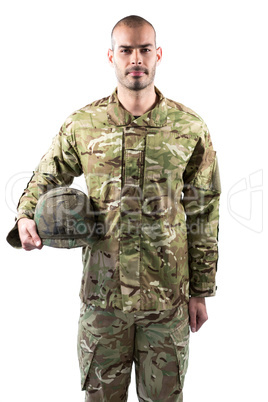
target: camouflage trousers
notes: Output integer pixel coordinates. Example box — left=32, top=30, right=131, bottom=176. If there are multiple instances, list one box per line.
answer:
left=77, top=302, right=190, bottom=402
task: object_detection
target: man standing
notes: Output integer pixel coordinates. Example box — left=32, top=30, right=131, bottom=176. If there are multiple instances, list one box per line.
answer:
left=8, top=15, right=221, bottom=402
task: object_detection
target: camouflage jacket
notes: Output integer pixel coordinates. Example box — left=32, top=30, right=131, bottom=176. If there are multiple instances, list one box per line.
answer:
left=12, top=87, right=221, bottom=312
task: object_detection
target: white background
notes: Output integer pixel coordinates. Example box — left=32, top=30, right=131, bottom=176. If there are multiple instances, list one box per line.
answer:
left=1, top=0, right=267, bottom=401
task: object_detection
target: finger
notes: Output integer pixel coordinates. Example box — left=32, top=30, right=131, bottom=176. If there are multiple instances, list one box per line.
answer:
left=21, top=231, right=38, bottom=250
left=189, top=308, right=197, bottom=333
left=24, top=242, right=38, bottom=251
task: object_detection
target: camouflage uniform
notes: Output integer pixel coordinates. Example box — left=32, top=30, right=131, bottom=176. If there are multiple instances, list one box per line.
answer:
left=12, top=87, right=221, bottom=400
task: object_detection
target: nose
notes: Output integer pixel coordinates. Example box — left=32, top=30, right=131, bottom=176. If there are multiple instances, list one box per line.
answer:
left=131, top=49, right=142, bottom=65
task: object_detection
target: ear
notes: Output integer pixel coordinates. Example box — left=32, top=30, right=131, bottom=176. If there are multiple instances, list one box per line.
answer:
left=156, top=47, right=162, bottom=66
left=108, top=49, right=114, bottom=66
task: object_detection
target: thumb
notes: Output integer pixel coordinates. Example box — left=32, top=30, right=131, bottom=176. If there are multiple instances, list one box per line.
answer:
left=27, top=225, right=42, bottom=248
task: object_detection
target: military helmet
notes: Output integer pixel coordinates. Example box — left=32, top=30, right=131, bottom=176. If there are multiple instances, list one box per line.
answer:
left=34, top=187, right=99, bottom=248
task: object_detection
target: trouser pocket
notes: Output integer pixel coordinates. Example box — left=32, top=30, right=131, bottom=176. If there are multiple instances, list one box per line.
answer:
left=170, top=316, right=190, bottom=391
left=77, top=326, right=100, bottom=390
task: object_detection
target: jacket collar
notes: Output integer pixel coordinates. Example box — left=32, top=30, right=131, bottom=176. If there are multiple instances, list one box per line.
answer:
left=107, top=86, right=168, bottom=128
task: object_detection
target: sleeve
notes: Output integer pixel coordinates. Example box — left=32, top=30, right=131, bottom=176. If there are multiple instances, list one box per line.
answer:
left=182, top=122, right=221, bottom=297
left=6, top=119, right=83, bottom=248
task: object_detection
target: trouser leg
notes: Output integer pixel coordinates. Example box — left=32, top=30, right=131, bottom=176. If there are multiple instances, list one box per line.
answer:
left=134, top=303, right=190, bottom=402
left=77, top=305, right=135, bottom=402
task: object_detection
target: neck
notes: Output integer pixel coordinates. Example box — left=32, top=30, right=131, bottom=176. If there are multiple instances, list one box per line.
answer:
left=117, top=83, right=158, bottom=116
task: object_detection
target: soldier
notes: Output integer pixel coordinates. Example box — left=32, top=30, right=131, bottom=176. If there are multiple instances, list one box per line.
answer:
left=7, top=15, right=221, bottom=402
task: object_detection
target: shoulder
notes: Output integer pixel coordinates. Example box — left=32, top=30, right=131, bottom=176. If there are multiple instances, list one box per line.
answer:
left=62, top=95, right=110, bottom=131
left=166, top=97, right=204, bottom=124
left=78, top=95, right=110, bottom=115
left=165, top=97, right=209, bottom=140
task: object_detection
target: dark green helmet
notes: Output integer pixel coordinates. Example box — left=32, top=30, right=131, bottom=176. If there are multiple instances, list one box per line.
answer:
left=33, top=187, right=99, bottom=248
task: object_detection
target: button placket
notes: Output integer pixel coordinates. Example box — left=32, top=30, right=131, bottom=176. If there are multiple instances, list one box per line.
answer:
left=119, top=128, right=146, bottom=312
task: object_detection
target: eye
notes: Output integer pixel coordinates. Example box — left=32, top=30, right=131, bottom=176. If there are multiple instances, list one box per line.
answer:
left=121, top=49, right=131, bottom=54
left=141, top=48, right=150, bottom=53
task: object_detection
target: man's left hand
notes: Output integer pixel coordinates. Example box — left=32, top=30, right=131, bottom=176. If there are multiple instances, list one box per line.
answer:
left=188, top=297, right=208, bottom=333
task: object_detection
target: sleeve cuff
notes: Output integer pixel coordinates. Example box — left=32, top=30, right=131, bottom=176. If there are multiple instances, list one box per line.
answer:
left=6, top=220, right=21, bottom=249
left=6, top=214, right=34, bottom=249
left=190, top=283, right=217, bottom=297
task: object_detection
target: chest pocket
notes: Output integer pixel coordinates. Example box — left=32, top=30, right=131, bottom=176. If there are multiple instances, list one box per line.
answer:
left=76, top=127, right=123, bottom=213
left=143, top=129, right=196, bottom=221
left=144, top=128, right=195, bottom=182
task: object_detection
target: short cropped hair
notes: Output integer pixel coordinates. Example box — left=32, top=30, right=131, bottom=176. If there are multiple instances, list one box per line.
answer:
left=111, top=15, right=156, bottom=49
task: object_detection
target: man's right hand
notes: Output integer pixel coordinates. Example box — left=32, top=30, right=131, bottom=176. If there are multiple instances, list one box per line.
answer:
left=18, top=218, right=43, bottom=251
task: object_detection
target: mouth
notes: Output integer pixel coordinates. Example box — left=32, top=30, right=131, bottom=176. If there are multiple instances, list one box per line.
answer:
left=127, top=69, right=147, bottom=77
left=129, top=71, right=145, bottom=77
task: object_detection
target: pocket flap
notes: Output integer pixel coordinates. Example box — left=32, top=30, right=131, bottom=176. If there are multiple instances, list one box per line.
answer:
left=78, top=331, right=100, bottom=390
left=170, top=317, right=190, bottom=390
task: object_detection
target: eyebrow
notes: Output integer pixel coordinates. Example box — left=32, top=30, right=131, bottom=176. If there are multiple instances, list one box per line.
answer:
left=118, top=44, right=154, bottom=49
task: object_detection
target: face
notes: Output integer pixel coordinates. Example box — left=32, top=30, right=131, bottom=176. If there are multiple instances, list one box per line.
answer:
left=108, top=24, right=162, bottom=91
